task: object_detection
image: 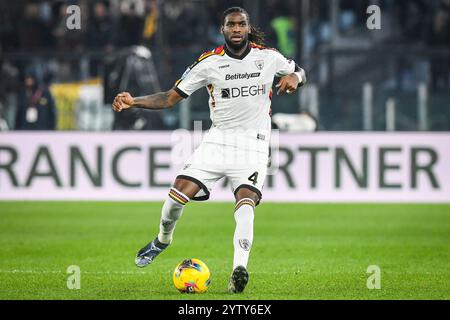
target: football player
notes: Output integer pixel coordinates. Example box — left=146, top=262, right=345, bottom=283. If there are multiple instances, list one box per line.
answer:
left=112, top=6, right=306, bottom=293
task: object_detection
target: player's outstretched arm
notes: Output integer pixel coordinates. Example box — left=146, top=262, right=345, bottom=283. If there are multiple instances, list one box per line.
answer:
left=112, top=88, right=183, bottom=112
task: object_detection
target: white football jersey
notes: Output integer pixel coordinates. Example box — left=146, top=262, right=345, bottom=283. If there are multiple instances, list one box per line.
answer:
left=174, top=43, right=299, bottom=153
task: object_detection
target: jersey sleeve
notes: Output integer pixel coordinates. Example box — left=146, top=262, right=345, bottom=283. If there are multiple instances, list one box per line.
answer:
left=273, top=51, right=298, bottom=77
left=174, top=59, right=209, bottom=98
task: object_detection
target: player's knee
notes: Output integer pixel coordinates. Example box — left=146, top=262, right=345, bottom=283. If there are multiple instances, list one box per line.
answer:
left=235, top=188, right=260, bottom=206
left=173, top=178, right=200, bottom=200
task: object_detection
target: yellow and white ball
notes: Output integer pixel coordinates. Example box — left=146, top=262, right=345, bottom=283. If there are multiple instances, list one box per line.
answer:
left=173, top=258, right=211, bottom=293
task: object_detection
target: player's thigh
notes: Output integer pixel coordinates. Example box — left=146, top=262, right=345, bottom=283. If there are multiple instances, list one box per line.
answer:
left=174, top=143, right=225, bottom=201
left=228, top=150, right=268, bottom=205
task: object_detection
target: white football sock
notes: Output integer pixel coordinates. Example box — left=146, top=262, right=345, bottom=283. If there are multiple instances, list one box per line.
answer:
left=157, top=188, right=189, bottom=244
left=233, top=198, right=255, bottom=270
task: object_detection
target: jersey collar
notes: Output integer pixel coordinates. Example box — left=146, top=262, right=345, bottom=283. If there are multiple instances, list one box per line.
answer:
left=224, top=42, right=251, bottom=60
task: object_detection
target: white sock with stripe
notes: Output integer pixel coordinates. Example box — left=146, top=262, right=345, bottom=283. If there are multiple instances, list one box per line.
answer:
left=233, top=198, right=255, bottom=270
left=157, top=188, right=189, bottom=244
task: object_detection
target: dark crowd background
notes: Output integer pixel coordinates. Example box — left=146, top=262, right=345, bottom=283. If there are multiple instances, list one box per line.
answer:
left=0, top=0, right=449, bottom=131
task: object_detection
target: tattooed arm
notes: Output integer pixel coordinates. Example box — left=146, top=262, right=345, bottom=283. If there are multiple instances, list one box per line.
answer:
left=112, top=88, right=183, bottom=112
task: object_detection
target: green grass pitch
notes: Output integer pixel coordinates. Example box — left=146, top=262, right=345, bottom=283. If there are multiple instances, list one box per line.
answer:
left=0, top=201, right=449, bottom=300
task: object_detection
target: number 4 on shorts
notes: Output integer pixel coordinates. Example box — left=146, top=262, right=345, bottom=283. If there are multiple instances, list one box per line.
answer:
left=248, top=172, right=258, bottom=185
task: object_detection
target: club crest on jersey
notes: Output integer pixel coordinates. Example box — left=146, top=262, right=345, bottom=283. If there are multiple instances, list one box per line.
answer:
left=255, top=60, right=264, bottom=70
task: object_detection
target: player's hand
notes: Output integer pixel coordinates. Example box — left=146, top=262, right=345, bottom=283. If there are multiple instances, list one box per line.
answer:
left=276, top=74, right=300, bottom=95
left=112, top=92, right=134, bottom=112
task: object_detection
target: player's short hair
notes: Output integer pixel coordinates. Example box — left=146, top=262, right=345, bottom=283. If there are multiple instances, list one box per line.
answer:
left=222, top=7, right=266, bottom=46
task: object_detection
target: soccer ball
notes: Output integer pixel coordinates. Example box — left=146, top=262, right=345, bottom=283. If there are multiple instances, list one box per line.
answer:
left=173, top=258, right=211, bottom=293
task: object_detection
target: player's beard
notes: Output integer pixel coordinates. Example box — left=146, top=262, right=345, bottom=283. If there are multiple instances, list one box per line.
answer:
left=225, top=34, right=249, bottom=52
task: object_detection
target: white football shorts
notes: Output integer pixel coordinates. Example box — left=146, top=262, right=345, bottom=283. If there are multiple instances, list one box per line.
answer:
left=177, top=142, right=269, bottom=204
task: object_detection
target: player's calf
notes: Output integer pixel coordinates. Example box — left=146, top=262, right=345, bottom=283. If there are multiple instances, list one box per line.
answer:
left=158, top=188, right=189, bottom=243
left=135, top=188, right=189, bottom=268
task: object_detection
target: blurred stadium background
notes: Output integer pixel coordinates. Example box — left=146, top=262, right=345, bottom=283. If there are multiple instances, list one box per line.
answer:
left=0, top=0, right=450, bottom=300
left=0, top=0, right=449, bottom=131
